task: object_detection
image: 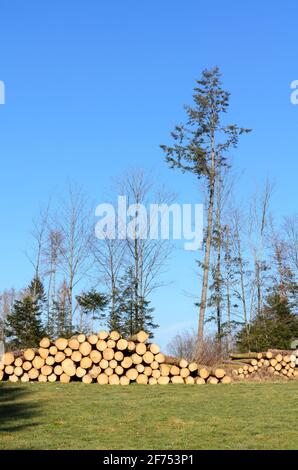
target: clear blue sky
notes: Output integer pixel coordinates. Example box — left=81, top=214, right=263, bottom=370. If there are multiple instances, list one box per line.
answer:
left=0, top=1, right=297, bottom=349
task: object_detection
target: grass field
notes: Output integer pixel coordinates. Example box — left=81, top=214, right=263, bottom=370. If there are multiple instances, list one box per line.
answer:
left=0, top=381, right=298, bottom=450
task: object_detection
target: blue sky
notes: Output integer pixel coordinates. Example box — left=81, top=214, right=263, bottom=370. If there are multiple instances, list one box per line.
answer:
left=0, top=1, right=297, bottom=349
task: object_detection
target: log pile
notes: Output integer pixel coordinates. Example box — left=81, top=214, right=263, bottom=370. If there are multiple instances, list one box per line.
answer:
left=0, top=330, right=232, bottom=385
left=230, top=350, right=298, bottom=380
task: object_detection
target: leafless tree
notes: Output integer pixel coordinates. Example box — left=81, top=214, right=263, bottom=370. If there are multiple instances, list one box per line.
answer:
left=118, top=170, right=173, bottom=325
left=25, top=203, right=50, bottom=290
left=248, top=179, right=273, bottom=318
left=53, top=183, right=93, bottom=327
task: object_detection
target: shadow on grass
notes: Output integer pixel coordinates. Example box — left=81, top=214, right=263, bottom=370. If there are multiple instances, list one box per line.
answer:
left=0, top=383, right=40, bottom=433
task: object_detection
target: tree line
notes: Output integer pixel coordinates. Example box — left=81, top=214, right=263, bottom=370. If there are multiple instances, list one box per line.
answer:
left=1, top=67, right=297, bottom=353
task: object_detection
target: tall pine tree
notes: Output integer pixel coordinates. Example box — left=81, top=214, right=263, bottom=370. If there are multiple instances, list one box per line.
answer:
left=5, top=277, right=46, bottom=349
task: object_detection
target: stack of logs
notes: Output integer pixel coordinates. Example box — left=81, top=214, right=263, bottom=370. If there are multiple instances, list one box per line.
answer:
left=230, top=350, right=298, bottom=380
left=0, top=330, right=232, bottom=385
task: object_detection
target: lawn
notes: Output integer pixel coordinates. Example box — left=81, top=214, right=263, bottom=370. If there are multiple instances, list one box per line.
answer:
left=0, top=381, right=297, bottom=450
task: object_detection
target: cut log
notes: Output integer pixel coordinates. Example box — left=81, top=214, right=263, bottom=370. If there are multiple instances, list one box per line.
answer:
left=127, top=341, right=136, bottom=351
left=185, top=376, right=195, bottom=384
left=99, top=359, right=109, bottom=369
left=49, top=346, right=58, bottom=355
left=79, top=342, right=92, bottom=357
left=136, top=364, right=145, bottom=373
left=148, top=377, right=157, bottom=385
left=71, top=351, right=82, bottom=363
left=61, top=358, right=76, bottom=377
left=82, top=374, right=93, bottom=384
left=131, top=353, right=142, bottom=365
left=80, top=357, right=92, bottom=369
left=109, top=374, right=120, bottom=385
left=89, top=366, right=101, bottom=379
left=14, top=366, right=23, bottom=377
left=199, top=367, right=210, bottom=379
left=76, top=367, right=86, bottom=378
left=109, top=359, right=118, bottom=369
left=107, top=339, right=116, bottom=349
left=38, top=348, right=49, bottom=360
left=54, top=351, right=66, bottom=363
left=230, top=352, right=262, bottom=359
left=110, top=331, right=121, bottom=341
left=96, top=340, right=107, bottom=351
left=170, top=365, right=180, bottom=376
left=135, top=343, right=147, bottom=355
left=155, top=353, right=165, bottom=364
left=157, top=376, right=170, bottom=385
left=179, top=359, right=189, bottom=368
left=120, top=376, right=130, bottom=385
left=151, top=361, right=159, bottom=370
left=103, top=348, right=114, bottom=361
left=98, top=330, right=109, bottom=340
left=9, top=375, right=19, bottom=382
left=52, top=365, right=63, bottom=376
left=23, top=361, right=32, bottom=371
left=32, top=356, right=45, bottom=370
left=207, top=376, right=219, bottom=384
left=114, top=351, right=124, bottom=362
left=180, top=368, right=190, bottom=378
left=28, top=368, right=39, bottom=380
left=144, top=366, right=152, bottom=377
left=14, top=357, right=23, bottom=367
left=143, top=351, right=154, bottom=365
left=77, top=334, right=86, bottom=343
left=126, top=368, right=138, bottom=381
left=152, top=369, right=160, bottom=379
left=188, top=362, right=198, bottom=372
left=24, top=349, right=35, bottom=361
left=221, top=376, right=232, bottom=384
left=55, top=338, right=68, bottom=351
left=68, top=338, right=80, bottom=350
left=40, top=337, right=51, bottom=348
left=45, top=356, right=55, bottom=366
left=90, top=350, right=102, bottom=364
left=87, top=334, right=98, bottom=345
left=160, top=364, right=171, bottom=376
left=121, top=357, right=133, bottom=369
left=37, top=373, right=47, bottom=383
left=196, top=377, right=206, bottom=385
left=136, top=374, right=148, bottom=384
left=97, top=373, right=109, bottom=384
left=115, top=365, right=124, bottom=376
left=64, top=347, right=72, bottom=357
left=21, top=373, right=29, bottom=383
left=149, top=343, right=160, bottom=354
left=130, top=331, right=149, bottom=343
left=48, top=373, right=57, bottom=383
left=41, top=365, right=53, bottom=376
left=171, top=376, right=184, bottom=384
left=2, top=352, right=15, bottom=366
left=116, top=339, right=128, bottom=351
left=104, top=367, right=113, bottom=377
left=213, top=368, right=225, bottom=379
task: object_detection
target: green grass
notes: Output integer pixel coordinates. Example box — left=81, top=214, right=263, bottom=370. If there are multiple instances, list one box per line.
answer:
left=0, top=381, right=298, bottom=450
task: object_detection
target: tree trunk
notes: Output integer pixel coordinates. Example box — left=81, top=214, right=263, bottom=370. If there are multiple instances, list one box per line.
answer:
left=197, top=132, right=215, bottom=351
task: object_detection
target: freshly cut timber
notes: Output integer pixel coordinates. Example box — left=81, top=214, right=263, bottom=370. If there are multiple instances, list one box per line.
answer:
left=0, top=330, right=234, bottom=386
left=55, top=338, right=68, bottom=351
left=130, top=331, right=149, bottom=343
left=40, top=337, right=51, bottom=348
